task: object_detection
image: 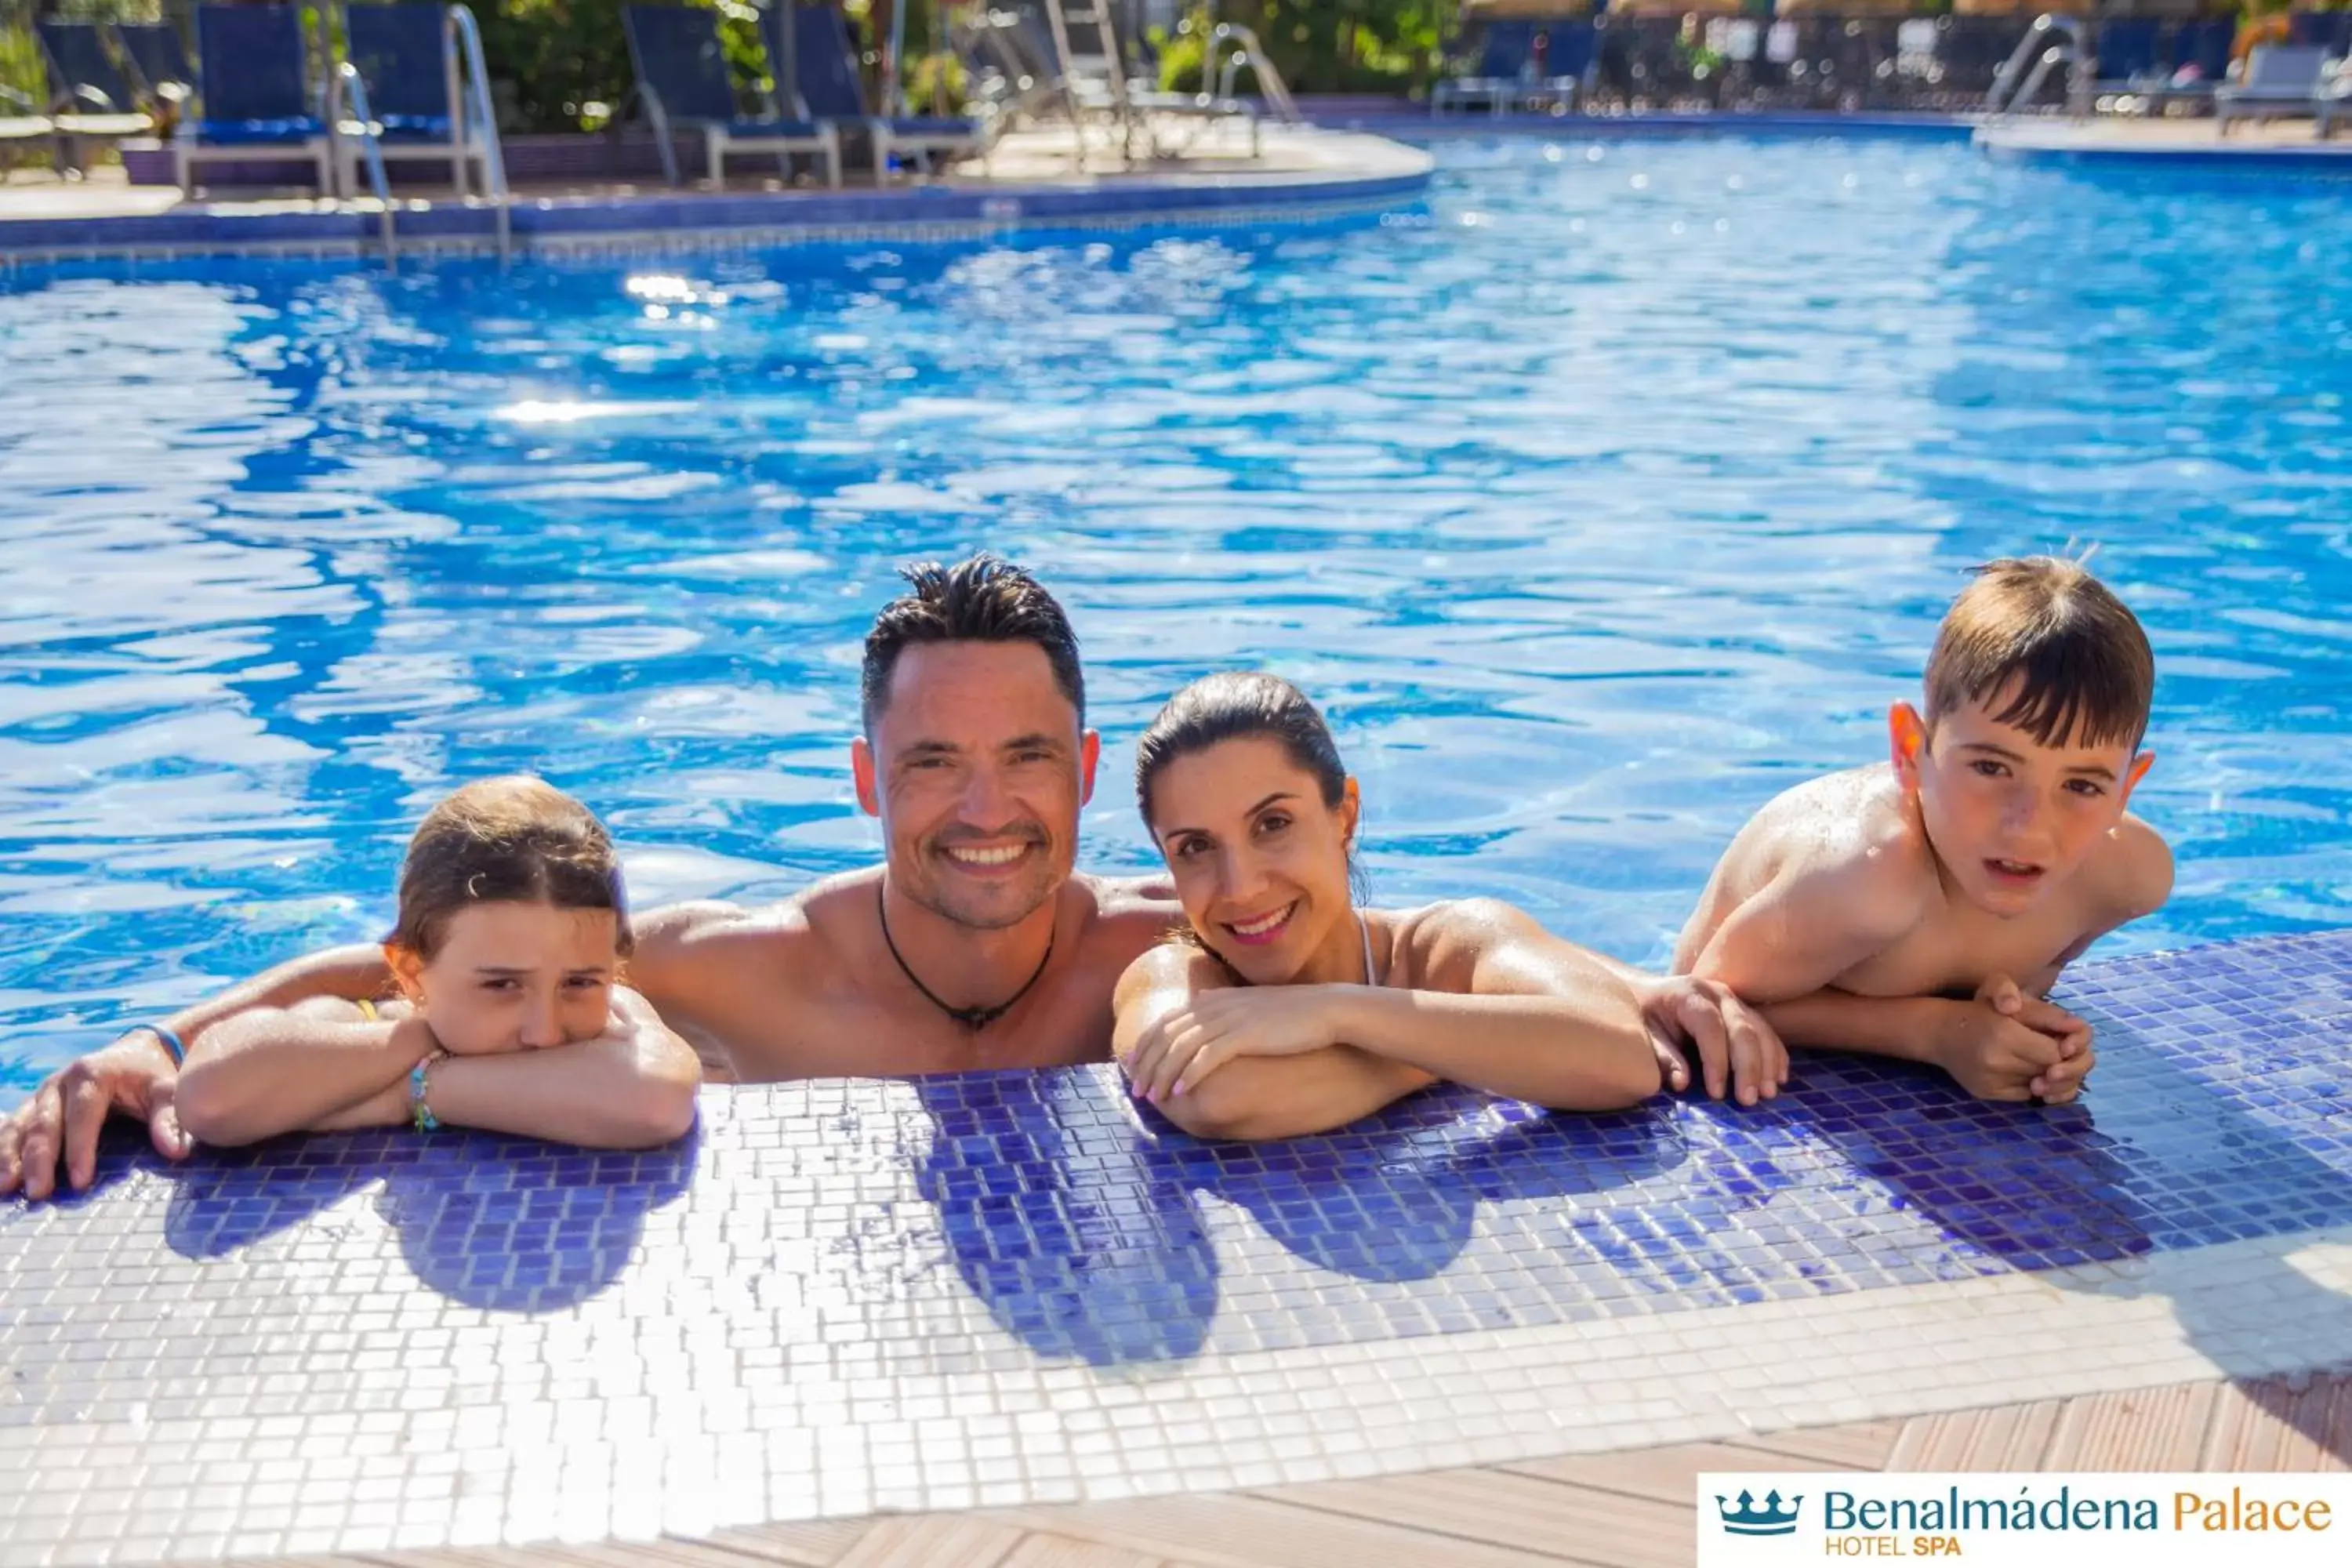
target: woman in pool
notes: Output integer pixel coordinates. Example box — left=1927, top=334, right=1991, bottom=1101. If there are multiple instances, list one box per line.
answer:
left=172, top=776, right=701, bottom=1149
left=1114, top=673, right=1787, bottom=1140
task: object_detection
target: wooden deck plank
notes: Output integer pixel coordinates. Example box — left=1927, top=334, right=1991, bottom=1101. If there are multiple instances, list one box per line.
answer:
left=990, top=1494, right=1580, bottom=1568
left=2042, top=1382, right=2221, bottom=1471
left=1266, top=1469, right=1690, bottom=1568
left=2203, top=1377, right=2352, bottom=1472
left=999, top=1530, right=1178, bottom=1568
left=700, top=1519, right=877, bottom=1567
left=1888, top=1400, right=2062, bottom=1472
left=1727, top=1422, right=1901, bottom=1469
left=828, top=1516, right=1025, bottom=1568
left=1502, top=1439, right=1866, bottom=1507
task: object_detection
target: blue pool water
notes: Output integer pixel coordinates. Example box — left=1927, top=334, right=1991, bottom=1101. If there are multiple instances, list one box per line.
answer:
left=3, top=135, right=2349, bottom=1096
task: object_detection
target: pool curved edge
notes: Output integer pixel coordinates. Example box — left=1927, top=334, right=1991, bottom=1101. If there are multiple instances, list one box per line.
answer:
left=0, top=129, right=1435, bottom=270
left=1973, top=119, right=2352, bottom=177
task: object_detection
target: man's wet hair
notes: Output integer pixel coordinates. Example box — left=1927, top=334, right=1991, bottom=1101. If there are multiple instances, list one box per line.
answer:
left=1924, top=556, right=2154, bottom=750
left=861, top=554, right=1086, bottom=732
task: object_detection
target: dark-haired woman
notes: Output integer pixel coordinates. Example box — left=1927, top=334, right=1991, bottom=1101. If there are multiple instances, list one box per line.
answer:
left=173, top=775, right=701, bottom=1150
left=1114, top=674, right=1786, bottom=1141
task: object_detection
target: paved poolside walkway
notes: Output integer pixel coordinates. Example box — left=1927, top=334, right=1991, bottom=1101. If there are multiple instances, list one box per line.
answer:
left=215, top=1370, right=2349, bottom=1567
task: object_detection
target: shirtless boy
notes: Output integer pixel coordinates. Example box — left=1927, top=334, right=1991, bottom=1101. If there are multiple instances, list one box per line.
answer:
left=1674, top=557, right=2172, bottom=1104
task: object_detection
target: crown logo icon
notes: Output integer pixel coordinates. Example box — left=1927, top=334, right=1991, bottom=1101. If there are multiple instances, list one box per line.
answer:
left=1715, top=1489, right=1803, bottom=1536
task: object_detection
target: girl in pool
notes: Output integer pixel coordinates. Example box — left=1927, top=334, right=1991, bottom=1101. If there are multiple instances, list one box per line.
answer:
left=173, top=776, right=701, bottom=1149
left=1114, top=673, right=1787, bottom=1140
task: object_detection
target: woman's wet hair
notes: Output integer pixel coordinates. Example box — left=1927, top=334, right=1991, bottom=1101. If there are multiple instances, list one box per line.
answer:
left=1134, top=672, right=1348, bottom=827
left=387, top=775, right=632, bottom=960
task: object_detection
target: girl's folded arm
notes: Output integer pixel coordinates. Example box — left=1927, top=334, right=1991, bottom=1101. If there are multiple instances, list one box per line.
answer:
left=423, top=994, right=701, bottom=1149
left=176, top=1000, right=430, bottom=1146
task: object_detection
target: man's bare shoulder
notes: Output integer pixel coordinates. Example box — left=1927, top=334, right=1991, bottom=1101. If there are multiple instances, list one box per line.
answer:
left=632, top=881, right=851, bottom=989
left=1071, top=873, right=1185, bottom=958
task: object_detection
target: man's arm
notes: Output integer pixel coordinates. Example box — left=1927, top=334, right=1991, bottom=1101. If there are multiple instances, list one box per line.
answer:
left=612, top=900, right=759, bottom=1083
left=1112, top=945, right=1433, bottom=1142
left=1, top=943, right=394, bottom=1200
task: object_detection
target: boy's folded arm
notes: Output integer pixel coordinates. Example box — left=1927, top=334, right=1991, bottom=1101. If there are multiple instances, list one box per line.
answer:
left=425, top=1004, right=702, bottom=1149
left=1689, top=862, right=1928, bottom=1007
left=1757, top=990, right=1960, bottom=1062
left=176, top=1001, right=432, bottom=1146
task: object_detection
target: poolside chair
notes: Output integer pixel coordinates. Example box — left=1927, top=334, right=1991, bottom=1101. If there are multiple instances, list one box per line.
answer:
left=0, top=88, right=56, bottom=180
left=34, top=20, right=155, bottom=170
left=114, top=22, right=198, bottom=113
left=768, top=2, right=984, bottom=179
left=338, top=4, right=492, bottom=196
left=176, top=5, right=332, bottom=196
left=2216, top=44, right=2333, bottom=135
left=621, top=4, right=840, bottom=187
left=2087, top=16, right=2161, bottom=97
left=1527, top=20, right=1599, bottom=114
left=1432, top=22, right=1534, bottom=116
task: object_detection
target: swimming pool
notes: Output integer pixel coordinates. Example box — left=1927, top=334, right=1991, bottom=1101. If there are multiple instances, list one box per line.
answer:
left=3, top=132, right=2348, bottom=1095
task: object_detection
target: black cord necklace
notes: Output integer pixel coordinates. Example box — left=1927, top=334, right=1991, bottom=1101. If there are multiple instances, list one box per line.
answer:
left=877, top=883, right=1057, bottom=1031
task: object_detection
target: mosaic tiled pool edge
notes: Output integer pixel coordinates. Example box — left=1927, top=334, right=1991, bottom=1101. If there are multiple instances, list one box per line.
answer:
left=3, top=930, right=2348, bottom=1564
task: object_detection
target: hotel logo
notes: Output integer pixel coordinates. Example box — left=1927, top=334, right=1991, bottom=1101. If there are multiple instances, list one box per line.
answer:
left=1716, top=1489, right=1803, bottom=1537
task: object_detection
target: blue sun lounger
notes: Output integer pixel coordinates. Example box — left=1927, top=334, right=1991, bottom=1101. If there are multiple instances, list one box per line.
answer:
left=1432, top=22, right=1534, bottom=116
left=0, top=88, right=55, bottom=178
left=34, top=20, right=155, bottom=169
left=114, top=22, right=198, bottom=111
left=2216, top=44, right=2333, bottom=134
left=769, top=2, right=984, bottom=179
left=621, top=4, right=840, bottom=187
left=176, top=5, right=332, bottom=195
left=338, top=4, right=492, bottom=195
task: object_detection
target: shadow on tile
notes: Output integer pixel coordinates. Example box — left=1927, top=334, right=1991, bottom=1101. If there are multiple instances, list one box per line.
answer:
left=162, top=1120, right=699, bottom=1312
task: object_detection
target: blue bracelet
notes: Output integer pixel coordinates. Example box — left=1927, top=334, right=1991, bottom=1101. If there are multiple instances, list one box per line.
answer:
left=408, top=1054, right=442, bottom=1134
left=130, top=1024, right=186, bottom=1065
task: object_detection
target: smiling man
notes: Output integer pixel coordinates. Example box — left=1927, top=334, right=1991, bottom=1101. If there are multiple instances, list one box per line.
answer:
left=4, top=554, right=1768, bottom=1199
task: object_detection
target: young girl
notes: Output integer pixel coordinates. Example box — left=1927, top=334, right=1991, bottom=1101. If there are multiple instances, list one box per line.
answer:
left=173, top=776, right=701, bottom=1149
left=1113, top=673, right=1785, bottom=1141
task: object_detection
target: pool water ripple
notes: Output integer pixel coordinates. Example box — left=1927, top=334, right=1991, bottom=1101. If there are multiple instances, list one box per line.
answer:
left=3, top=136, right=2348, bottom=1091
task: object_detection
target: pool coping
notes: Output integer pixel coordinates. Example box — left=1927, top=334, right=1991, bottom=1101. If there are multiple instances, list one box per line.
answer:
left=0, top=128, right=1435, bottom=269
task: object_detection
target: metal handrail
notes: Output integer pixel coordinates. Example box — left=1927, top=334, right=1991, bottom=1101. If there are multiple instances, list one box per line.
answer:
left=1987, top=13, right=2089, bottom=116
left=448, top=3, right=512, bottom=266
left=331, top=61, right=399, bottom=269
left=1206, top=23, right=1300, bottom=123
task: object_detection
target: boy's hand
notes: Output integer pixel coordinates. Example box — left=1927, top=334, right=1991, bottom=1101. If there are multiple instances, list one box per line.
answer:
left=1640, top=976, right=1789, bottom=1106
left=1932, top=978, right=2096, bottom=1104
left=1975, top=973, right=2095, bottom=1102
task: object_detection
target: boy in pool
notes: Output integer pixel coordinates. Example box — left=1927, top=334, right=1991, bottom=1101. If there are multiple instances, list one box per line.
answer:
left=1673, top=557, right=2171, bottom=1105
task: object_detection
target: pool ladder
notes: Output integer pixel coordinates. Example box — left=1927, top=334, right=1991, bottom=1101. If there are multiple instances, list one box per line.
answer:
left=1986, top=13, right=2092, bottom=118
left=328, top=2, right=513, bottom=270
left=1204, top=24, right=1301, bottom=124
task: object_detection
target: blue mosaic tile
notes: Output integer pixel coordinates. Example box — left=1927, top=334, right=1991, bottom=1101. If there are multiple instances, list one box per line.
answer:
left=0, top=930, right=2347, bottom=1555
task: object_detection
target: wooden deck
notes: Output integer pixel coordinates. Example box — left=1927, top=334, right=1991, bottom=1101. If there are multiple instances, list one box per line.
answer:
left=227, top=1370, right=2350, bottom=1568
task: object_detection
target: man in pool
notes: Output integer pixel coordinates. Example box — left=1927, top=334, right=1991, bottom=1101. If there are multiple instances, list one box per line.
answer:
left=2, top=554, right=1763, bottom=1198
left=1673, top=556, right=2173, bottom=1105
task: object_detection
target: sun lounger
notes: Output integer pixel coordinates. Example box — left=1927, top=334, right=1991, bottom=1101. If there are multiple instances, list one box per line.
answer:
left=0, top=87, right=56, bottom=180
left=2216, top=44, right=2333, bottom=134
left=114, top=22, right=198, bottom=111
left=620, top=5, right=840, bottom=187
left=768, top=2, right=983, bottom=179
left=176, top=5, right=332, bottom=195
left=34, top=20, right=155, bottom=171
left=2089, top=17, right=2161, bottom=96
left=338, top=4, right=493, bottom=195
left=1432, top=22, right=1535, bottom=116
